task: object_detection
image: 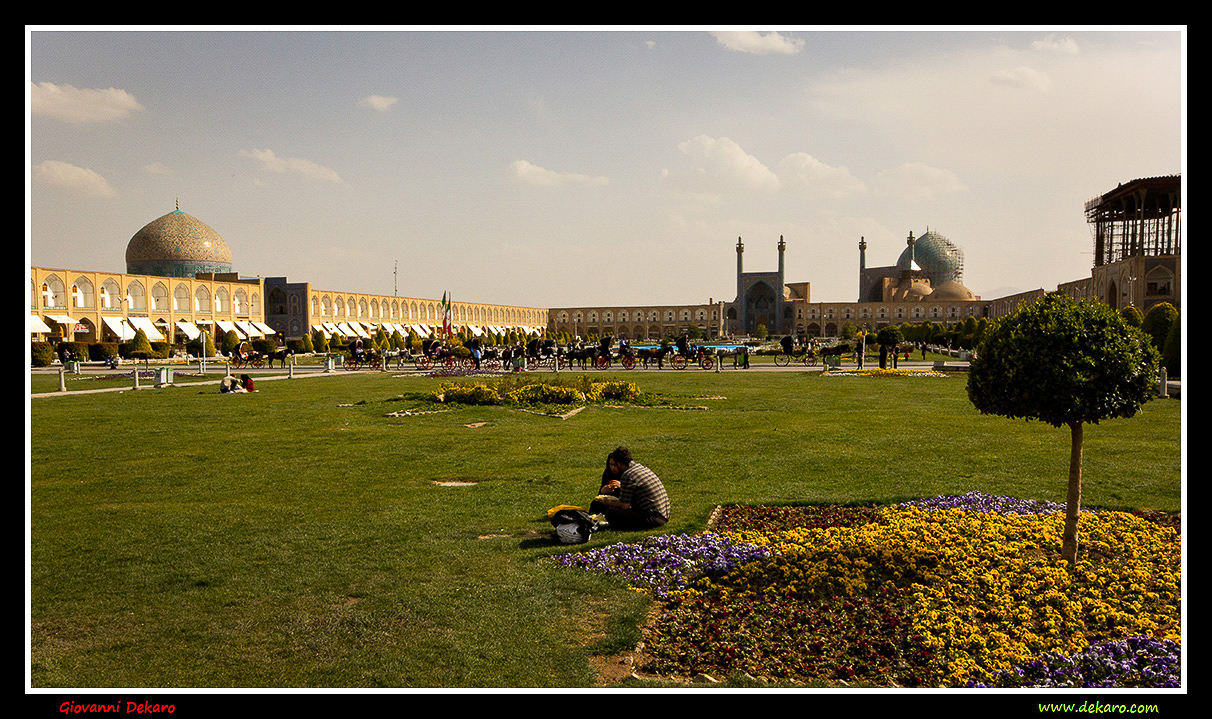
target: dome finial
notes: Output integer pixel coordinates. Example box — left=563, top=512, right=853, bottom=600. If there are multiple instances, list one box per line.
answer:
left=175, top=197, right=179, bottom=211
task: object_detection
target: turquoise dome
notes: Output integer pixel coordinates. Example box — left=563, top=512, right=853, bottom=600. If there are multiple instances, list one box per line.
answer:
left=125, top=209, right=233, bottom=277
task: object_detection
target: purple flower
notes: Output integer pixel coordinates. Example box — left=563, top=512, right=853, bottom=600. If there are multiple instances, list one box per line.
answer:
left=968, top=637, right=1181, bottom=688
left=552, top=533, right=770, bottom=599
left=898, top=491, right=1069, bottom=515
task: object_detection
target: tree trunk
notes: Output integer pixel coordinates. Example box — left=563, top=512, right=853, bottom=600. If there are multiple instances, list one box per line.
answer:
left=1062, top=421, right=1084, bottom=566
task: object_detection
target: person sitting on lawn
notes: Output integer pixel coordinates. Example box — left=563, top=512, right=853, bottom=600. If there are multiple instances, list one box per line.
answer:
left=590, top=446, right=670, bottom=530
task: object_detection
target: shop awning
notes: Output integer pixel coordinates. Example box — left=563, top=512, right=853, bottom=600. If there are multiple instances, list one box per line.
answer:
left=30, top=315, right=53, bottom=333
left=236, top=321, right=262, bottom=338
left=47, top=314, right=77, bottom=327
left=128, top=316, right=165, bottom=341
left=175, top=320, right=201, bottom=340
left=253, top=322, right=276, bottom=335
left=102, top=316, right=137, bottom=341
left=214, top=320, right=244, bottom=339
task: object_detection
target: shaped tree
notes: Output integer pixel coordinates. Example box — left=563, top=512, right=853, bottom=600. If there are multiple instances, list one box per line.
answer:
left=876, top=325, right=903, bottom=369
left=967, top=293, right=1159, bottom=566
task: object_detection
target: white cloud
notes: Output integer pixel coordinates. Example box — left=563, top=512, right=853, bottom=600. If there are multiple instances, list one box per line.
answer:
left=359, top=95, right=399, bottom=111
left=874, top=162, right=967, bottom=202
left=239, top=148, right=343, bottom=183
left=1032, top=35, right=1080, bottom=55
left=32, top=160, right=119, bottom=197
left=777, top=152, right=867, bottom=198
left=30, top=81, right=144, bottom=124
left=508, top=160, right=609, bottom=187
left=673, top=134, right=781, bottom=194
left=711, top=31, right=804, bottom=55
left=990, top=65, right=1052, bottom=91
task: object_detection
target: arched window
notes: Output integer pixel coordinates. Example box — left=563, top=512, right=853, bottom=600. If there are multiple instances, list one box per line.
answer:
left=175, top=284, right=191, bottom=312
left=195, top=286, right=211, bottom=313
left=41, top=274, right=66, bottom=308
left=152, top=282, right=170, bottom=311
left=100, top=279, right=121, bottom=309
left=126, top=281, right=146, bottom=310
left=213, top=286, right=229, bottom=313
left=71, top=277, right=95, bottom=309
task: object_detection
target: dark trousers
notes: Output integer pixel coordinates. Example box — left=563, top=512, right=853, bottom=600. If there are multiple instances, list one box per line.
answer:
left=590, top=499, right=668, bottom=531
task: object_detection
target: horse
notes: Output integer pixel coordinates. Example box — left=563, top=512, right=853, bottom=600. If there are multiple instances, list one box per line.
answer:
left=562, top=344, right=598, bottom=369
left=820, top=343, right=852, bottom=357
left=267, top=348, right=294, bottom=369
left=633, top=345, right=671, bottom=369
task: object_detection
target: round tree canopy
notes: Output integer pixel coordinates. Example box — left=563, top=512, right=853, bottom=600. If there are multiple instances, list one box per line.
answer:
left=967, top=293, right=1159, bottom=428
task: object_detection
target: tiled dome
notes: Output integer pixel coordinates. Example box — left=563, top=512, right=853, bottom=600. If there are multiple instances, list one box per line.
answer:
left=896, top=229, right=963, bottom=282
left=125, top=208, right=233, bottom=277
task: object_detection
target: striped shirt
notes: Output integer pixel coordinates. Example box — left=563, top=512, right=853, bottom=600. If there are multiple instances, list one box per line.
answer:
left=617, top=462, right=671, bottom=519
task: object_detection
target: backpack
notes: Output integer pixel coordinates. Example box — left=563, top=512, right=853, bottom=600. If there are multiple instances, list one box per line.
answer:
left=550, top=509, right=599, bottom=544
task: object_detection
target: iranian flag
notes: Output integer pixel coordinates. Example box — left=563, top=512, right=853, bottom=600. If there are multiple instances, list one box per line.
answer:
left=441, top=292, right=452, bottom=339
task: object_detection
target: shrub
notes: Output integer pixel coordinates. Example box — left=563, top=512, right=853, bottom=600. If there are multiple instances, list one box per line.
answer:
left=31, top=342, right=55, bottom=367
left=592, top=380, right=641, bottom=401
left=435, top=382, right=500, bottom=405
left=89, top=342, right=119, bottom=361
left=507, top=383, right=581, bottom=406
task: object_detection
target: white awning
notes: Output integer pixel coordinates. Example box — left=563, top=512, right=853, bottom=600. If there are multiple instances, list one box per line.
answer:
left=236, top=320, right=262, bottom=338
left=175, top=320, right=201, bottom=340
left=253, top=322, right=276, bottom=335
left=128, top=316, right=165, bottom=341
left=468, top=325, right=484, bottom=337
left=30, top=315, right=53, bottom=333
left=335, top=322, right=357, bottom=338
left=214, top=320, right=244, bottom=339
left=47, top=314, right=77, bottom=327
left=102, top=316, right=137, bottom=341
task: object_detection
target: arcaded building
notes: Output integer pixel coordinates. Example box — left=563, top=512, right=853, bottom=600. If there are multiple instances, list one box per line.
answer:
left=31, top=205, right=546, bottom=347
left=31, top=174, right=1181, bottom=347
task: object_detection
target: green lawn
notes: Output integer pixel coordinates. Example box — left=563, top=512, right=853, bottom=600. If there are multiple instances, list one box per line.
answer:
left=28, top=370, right=1181, bottom=688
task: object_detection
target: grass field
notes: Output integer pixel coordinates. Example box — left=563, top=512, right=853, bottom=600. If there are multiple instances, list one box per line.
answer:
left=27, top=369, right=1182, bottom=688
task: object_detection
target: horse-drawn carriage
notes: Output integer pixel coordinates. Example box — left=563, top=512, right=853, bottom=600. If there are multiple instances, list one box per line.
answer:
left=344, top=339, right=384, bottom=370
left=231, top=342, right=263, bottom=369
left=773, top=348, right=821, bottom=366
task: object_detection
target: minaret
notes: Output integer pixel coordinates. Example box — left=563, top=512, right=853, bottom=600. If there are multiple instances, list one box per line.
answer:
left=858, top=236, right=868, bottom=302
left=776, top=236, right=786, bottom=334
left=735, top=236, right=744, bottom=298
left=735, top=237, right=745, bottom=334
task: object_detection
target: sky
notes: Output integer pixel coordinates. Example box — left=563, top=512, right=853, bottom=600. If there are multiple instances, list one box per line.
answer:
left=26, top=27, right=1185, bottom=310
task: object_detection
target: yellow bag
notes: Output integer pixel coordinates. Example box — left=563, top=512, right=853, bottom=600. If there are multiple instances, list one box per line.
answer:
left=546, top=504, right=589, bottom=518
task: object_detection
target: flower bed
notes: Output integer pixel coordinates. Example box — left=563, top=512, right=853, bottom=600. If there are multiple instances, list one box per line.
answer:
left=822, top=368, right=947, bottom=378
left=554, top=493, right=1181, bottom=687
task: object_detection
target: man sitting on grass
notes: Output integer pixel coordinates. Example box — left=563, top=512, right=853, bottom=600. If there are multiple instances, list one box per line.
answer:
left=590, top=446, right=670, bottom=530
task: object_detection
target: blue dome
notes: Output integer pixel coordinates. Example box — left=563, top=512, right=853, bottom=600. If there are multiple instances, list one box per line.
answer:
left=896, top=229, right=963, bottom=282
left=126, top=209, right=233, bottom=277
